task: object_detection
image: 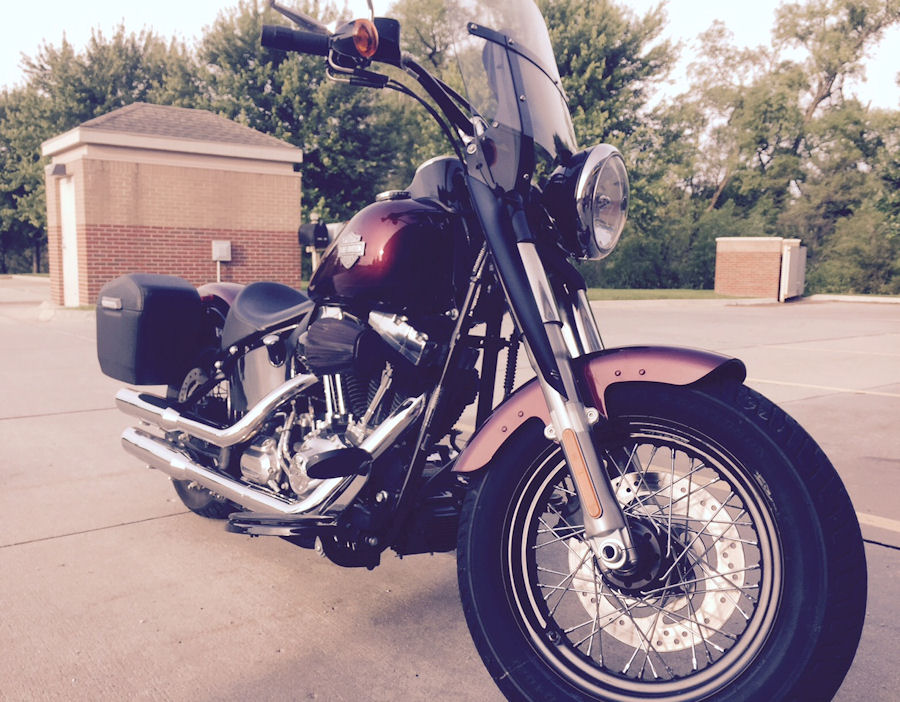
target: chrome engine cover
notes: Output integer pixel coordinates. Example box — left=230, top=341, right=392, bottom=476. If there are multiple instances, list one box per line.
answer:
left=239, top=436, right=282, bottom=488
left=286, top=433, right=344, bottom=496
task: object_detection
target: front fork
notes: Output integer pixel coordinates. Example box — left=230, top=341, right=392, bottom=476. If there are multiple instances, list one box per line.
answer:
left=467, top=176, right=637, bottom=571
left=516, top=242, right=638, bottom=572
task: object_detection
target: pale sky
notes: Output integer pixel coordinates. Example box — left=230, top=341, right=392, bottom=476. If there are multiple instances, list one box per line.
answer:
left=2, top=0, right=898, bottom=108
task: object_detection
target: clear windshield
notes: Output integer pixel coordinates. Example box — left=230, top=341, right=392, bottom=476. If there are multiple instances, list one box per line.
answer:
left=446, top=0, right=577, bottom=186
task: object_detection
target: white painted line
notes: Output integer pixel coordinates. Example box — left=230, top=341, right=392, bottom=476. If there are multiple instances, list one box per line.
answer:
left=759, top=344, right=900, bottom=358
left=747, top=378, right=900, bottom=399
left=857, top=512, right=900, bottom=534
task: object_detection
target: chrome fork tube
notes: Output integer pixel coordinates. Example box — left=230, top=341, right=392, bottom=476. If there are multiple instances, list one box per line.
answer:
left=573, top=289, right=605, bottom=353
left=517, top=242, right=636, bottom=571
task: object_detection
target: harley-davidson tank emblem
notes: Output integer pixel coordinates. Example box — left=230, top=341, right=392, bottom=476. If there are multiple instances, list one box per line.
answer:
left=338, top=232, right=366, bottom=269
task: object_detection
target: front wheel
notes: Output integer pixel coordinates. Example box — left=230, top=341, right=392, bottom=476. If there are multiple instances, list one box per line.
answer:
left=457, top=382, right=866, bottom=701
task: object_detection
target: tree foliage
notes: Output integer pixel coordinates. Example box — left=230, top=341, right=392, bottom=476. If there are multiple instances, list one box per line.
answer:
left=0, top=0, right=898, bottom=293
left=0, top=27, right=195, bottom=272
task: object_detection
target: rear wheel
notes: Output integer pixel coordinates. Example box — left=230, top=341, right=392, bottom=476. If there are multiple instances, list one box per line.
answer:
left=457, top=382, right=866, bottom=701
left=167, top=301, right=234, bottom=520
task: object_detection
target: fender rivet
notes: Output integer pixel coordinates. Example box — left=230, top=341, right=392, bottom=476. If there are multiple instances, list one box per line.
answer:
left=639, top=369, right=646, bottom=375
left=501, top=426, right=508, bottom=433
left=614, top=370, right=622, bottom=377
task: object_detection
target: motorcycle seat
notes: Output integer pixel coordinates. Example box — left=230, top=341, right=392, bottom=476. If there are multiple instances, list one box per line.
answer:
left=221, top=281, right=313, bottom=348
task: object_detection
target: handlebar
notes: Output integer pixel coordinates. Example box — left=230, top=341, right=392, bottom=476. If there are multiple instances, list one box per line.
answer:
left=261, top=25, right=330, bottom=56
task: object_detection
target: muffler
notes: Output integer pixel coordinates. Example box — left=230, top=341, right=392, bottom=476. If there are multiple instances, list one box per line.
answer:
left=120, top=394, right=426, bottom=515
left=121, top=427, right=351, bottom=514
left=115, top=373, right=318, bottom=447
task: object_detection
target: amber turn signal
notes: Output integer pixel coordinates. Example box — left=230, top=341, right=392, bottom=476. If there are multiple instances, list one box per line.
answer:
left=352, top=19, right=379, bottom=59
left=561, top=429, right=603, bottom=519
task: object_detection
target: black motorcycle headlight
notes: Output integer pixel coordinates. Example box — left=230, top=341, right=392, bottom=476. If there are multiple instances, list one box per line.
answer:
left=543, top=144, right=629, bottom=260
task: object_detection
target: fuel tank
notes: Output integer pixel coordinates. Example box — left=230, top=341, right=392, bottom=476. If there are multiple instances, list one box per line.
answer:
left=308, top=198, right=462, bottom=314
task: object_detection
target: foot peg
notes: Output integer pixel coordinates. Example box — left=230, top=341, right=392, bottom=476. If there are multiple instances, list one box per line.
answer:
left=226, top=512, right=336, bottom=538
left=303, top=446, right=371, bottom=479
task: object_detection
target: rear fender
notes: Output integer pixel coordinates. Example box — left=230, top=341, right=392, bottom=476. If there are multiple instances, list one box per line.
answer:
left=197, top=282, right=244, bottom=311
left=453, top=346, right=746, bottom=474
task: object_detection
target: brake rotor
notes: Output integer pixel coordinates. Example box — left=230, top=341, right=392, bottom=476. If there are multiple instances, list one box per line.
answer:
left=566, top=470, right=746, bottom=653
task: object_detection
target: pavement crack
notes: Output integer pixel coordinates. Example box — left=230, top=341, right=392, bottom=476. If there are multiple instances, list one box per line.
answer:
left=863, top=538, right=900, bottom=552
left=0, top=407, right=116, bottom=422
left=0, top=511, right=191, bottom=549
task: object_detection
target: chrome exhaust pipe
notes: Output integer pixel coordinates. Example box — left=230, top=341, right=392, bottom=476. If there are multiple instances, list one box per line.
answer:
left=122, top=426, right=352, bottom=515
left=115, top=373, right=317, bottom=447
left=120, top=393, right=426, bottom=516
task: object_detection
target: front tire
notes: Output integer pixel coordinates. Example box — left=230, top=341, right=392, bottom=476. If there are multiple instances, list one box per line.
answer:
left=457, top=382, right=866, bottom=701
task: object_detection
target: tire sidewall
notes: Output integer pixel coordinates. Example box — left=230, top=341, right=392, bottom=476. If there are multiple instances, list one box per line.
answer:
left=457, top=383, right=835, bottom=702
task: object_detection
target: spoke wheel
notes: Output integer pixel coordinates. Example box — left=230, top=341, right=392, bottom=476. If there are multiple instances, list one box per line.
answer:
left=508, top=429, right=778, bottom=698
left=457, top=382, right=866, bottom=702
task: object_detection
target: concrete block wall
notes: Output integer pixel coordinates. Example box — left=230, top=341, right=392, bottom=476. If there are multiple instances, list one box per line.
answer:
left=714, top=237, right=784, bottom=298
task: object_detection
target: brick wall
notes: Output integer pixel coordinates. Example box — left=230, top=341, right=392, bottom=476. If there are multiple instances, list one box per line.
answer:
left=44, top=164, right=62, bottom=305
left=714, top=238, right=783, bottom=298
left=83, top=224, right=302, bottom=296
left=47, top=156, right=302, bottom=305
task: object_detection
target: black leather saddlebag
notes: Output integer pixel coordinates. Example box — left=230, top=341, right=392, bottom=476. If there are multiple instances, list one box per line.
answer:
left=96, top=273, right=201, bottom=385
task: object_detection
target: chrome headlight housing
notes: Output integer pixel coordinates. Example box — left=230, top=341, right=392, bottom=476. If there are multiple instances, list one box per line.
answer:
left=543, top=144, right=629, bottom=260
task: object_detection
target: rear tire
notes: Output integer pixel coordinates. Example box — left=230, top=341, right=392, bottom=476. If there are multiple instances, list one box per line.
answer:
left=168, top=300, right=235, bottom=521
left=457, top=382, right=866, bottom=701
left=172, top=478, right=233, bottom=520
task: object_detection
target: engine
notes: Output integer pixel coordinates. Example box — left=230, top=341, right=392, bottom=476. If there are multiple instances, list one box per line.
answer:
left=235, top=306, right=476, bottom=503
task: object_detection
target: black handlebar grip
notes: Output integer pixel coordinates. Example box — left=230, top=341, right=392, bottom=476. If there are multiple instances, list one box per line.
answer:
left=261, top=25, right=330, bottom=56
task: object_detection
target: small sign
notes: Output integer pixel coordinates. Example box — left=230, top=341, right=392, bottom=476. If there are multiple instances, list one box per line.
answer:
left=211, top=240, right=232, bottom=262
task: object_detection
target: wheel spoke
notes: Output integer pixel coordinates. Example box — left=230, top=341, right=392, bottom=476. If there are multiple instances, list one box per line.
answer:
left=657, top=491, right=736, bottom=582
left=508, top=417, right=780, bottom=692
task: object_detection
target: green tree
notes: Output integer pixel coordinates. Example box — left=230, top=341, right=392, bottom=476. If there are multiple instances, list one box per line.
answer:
left=539, top=0, right=674, bottom=145
left=0, top=28, right=196, bottom=272
left=198, top=0, right=416, bottom=221
left=535, top=0, right=680, bottom=288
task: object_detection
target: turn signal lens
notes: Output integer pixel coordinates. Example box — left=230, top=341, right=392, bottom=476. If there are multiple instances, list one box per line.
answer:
left=353, top=19, right=379, bottom=59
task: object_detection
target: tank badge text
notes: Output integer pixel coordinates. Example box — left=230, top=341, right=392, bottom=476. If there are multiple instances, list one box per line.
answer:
left=338, top=232, right=366, bottom=269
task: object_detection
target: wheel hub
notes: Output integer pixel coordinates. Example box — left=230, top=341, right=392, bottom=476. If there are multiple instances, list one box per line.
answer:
left=600, top=518, right=688, bottom=596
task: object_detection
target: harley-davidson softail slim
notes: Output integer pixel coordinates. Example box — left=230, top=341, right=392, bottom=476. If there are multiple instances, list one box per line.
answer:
left=96, top=1, right=866, bottom=699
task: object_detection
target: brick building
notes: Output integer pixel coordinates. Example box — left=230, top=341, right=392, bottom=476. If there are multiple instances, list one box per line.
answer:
left=714, top=237, right=806, bottom=301
left=42, top=103, right=304, bottom=306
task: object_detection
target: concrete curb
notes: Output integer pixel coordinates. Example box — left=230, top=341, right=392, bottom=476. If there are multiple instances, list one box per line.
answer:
left=808, top=294, right=900, bottom=305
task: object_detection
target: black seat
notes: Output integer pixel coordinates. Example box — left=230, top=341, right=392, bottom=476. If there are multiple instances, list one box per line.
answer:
left=221, top=281, right=313, bottom=348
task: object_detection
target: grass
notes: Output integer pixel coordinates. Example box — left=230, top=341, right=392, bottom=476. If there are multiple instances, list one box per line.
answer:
left=586, top=288, right=736, bottom=301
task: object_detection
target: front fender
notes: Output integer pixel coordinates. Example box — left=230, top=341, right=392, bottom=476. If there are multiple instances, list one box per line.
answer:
left=453, top=346, right=746, bottom=474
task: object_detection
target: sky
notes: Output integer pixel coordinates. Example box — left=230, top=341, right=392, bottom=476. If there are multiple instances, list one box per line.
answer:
left=1, top=0, right=898, bottom=108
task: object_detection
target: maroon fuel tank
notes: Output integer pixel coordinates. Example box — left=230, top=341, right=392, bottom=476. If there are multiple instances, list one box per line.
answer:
left=308, top=198, right=461, bottom=314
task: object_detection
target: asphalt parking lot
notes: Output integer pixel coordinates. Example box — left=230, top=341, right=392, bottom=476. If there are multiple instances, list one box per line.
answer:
left=1, top=275, right=898, bottom=701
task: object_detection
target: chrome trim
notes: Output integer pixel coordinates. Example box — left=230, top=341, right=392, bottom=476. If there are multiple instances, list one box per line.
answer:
left=119, top=391, right=427, bottom=517
left=368, top=311, right=433, bottom=366
left=516, top=240, right=636, bottom=569
left=122, top=426, right=345, bottom=515
left=360, top=394, right=425, bottom=459
left=115, top=373, right=318, bottom=448
left=573, top=289, right=605, bottom=353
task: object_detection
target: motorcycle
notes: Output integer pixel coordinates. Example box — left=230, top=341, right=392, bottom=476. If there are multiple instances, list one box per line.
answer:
left=95, top=1, right=866, bottom=699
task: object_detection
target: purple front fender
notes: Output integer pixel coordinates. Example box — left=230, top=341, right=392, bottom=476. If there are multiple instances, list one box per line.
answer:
left=453, top=346, right=746, bottom=474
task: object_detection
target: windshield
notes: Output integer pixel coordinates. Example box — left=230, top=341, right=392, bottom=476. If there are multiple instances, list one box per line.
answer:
left=446, top=0, right=577, bottom=188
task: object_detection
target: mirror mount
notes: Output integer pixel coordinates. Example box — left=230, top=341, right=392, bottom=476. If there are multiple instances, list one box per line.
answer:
left=268, top=0, right=330, bottom=34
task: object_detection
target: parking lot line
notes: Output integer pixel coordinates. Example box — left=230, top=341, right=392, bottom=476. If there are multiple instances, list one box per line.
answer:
left=857, top=512, right=900, bottom=534
left=760, top=344, right=900, bottom=358
left=747, top=378, right=900, bottom=398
